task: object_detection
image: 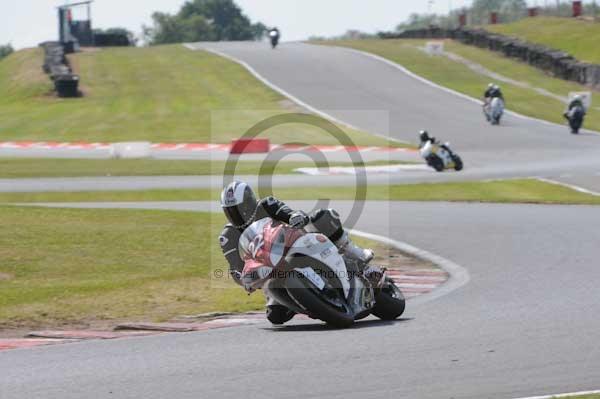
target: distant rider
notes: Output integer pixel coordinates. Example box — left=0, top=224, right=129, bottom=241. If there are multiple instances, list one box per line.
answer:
left=269, top=27, right=280, bottom=38
left=484, top=83, right=504, bottom=102
left=564, top=94, right=586, bottom=117
left=218, top=181, right=375, bottom=325
left=483, top=83, right=504, bottom=120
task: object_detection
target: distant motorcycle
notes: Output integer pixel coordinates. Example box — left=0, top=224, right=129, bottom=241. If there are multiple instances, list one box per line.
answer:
left=484, top=97, right=504, bottom=125
left=269, top=29, right=280, bottom=49
left=240, top=217, right=405, bottom=328
left=420, top=140, right=463, bottom=172
left=565, top=105, right=585, bottom=134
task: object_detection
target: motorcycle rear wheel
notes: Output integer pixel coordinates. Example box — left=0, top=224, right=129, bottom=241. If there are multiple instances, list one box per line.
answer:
left=286, top=271, right=354, bottom=328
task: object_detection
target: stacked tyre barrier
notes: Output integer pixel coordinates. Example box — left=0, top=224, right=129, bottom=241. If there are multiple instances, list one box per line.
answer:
left=40, top=42, right=80, bottom=98
left=379, top=28, right=600, bottom=88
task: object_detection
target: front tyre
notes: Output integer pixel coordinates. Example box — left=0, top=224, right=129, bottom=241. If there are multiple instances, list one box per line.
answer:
left=452, top=155, right=463, bottom=171
left=285, top=271, right=354, bottom=328
left=372, top=278, right=405, bottom=320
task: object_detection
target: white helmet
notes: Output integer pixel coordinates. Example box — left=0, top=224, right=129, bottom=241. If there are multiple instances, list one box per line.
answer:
left=488, top=83, right=494, bottom=89
left=220, top=181, right=258, bottom=228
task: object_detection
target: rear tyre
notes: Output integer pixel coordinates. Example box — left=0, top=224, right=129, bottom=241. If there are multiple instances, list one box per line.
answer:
left=372, top=278, right=405, bottom=320
left=286, top=271, right=354, bottom=328
left=453, top=155, right=463, bottom=171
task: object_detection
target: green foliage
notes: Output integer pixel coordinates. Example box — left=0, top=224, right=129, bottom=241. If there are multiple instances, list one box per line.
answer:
left=470, top=0, right=527, bottom=24
left=143, top=0, right=266, bottom=45
left=93, top=27, right=137, bottom=45
left=395, top=0, right=599, bottom=30
left=0, top=43, right=14, bottom=60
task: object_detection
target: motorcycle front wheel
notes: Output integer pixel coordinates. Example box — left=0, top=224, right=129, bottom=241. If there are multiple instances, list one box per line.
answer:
left=372, top=278, right=405, bottom=320
left=286, top=270, right=354, bottom=328
left=453, top=155, right=463, bottom=171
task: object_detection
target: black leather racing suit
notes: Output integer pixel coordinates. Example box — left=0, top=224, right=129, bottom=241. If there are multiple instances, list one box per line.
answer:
left=219, top=196, right=294, bottom=286
left=484, top=87, right=504, bottom=102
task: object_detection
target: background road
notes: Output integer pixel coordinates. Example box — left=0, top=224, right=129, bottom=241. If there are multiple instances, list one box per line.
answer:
left=2, top=201, right=600, bottom=399
left=191, top=42, right=600, bottom=192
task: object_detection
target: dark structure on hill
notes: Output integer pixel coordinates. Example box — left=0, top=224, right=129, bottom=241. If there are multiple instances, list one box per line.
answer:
left=40, top=1, right=135, bottom=98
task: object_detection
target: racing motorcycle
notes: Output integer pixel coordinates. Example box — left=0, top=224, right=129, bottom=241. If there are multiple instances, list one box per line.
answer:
left=269, top=29, right=280, bottom=49
left=484, top=97, right=504, bottom=125
left=565, top=105, right=585, bottom=134
left=239, top=217, right=405, bottom=328
left=419, top=140, right=463, bottom=172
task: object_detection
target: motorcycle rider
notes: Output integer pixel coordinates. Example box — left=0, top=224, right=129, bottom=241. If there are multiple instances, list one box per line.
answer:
left=269, top=27, right=280, bottom=37
left=563, top=95, right=587, bottom=133
left=419, top=130, right=453, bottom=153
left=268, top=27, right=280, bottom=48
left=218, top=180, right=375, bottom=324
left=564, top=94, right=586, bottom=117
left=483, top=83, right=505, bottom=121
left=419, top=130, right=436, bottom=148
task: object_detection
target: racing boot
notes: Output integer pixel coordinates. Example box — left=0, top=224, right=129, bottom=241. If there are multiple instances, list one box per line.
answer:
left=335, top=231, right=374, bottom=264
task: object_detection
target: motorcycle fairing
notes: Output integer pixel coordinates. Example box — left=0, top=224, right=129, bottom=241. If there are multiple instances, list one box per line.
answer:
left=287, top=233, right=351, bottom=299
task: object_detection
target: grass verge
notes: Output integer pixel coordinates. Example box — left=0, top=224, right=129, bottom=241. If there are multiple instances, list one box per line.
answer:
left=0, top=45, right=396, bottom=147
left=0, top=158, right=408, bottom=178
left=0, top=206, right=265, bottom=330
left=0, top=205, right=396, bottom=331
left=320, top=39, right=599, bottom=130
left=485, top=17, right=600, bottom=64
left=2, top=179, right=600, bottom=205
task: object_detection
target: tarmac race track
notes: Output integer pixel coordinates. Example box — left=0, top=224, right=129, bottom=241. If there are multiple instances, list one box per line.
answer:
left=190, top=41, right=600, bottom=192
left=2, top=201, right=600, bottom=398
left=2, top=42, right=600, bottom=398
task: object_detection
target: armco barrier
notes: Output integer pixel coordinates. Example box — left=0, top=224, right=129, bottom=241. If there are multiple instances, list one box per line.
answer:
left=380, top=28, right=600, bottom=88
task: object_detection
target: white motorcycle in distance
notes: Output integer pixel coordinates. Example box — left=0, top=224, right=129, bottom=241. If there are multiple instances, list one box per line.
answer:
left=420, top=140, right=463, bottom=172
left=484, top=97, right=504, bottom=125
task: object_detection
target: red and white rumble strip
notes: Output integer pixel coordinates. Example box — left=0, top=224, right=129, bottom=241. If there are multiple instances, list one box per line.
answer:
left=0, top=141, right=414, bottom=154
left=0, top=267, right=446, bottom=352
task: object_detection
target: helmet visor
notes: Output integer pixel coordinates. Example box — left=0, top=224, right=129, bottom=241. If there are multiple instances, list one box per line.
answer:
left=223, top=203, right=256, bottom=227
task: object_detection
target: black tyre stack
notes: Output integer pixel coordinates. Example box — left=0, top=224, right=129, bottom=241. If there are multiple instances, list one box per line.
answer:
left=40, top=41, right=80, bottom=98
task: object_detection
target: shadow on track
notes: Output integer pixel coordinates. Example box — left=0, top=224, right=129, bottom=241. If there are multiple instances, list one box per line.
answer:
left=261, top=318, right=413, bottom=332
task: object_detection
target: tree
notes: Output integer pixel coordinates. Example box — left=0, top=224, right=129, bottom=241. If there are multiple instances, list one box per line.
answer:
left=470, top=0, right=527, bottom=24
left=0, top=44, right=13, bottom=60
left=143, top=0, right=266, bottom=45
left=94, top=27, right=138, bottom=46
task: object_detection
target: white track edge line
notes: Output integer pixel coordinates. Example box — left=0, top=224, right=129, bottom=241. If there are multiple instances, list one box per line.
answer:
left=512, top=389, right=600, bottom=399
left=182, top=43, right=406, bottom=145
left=13, top=199, right=471, bottom=306
left=536, top=177, right=600, bottom=197
left=349, top=229, right=470, bottom=305
left=325, top=45, right=600, bottom=135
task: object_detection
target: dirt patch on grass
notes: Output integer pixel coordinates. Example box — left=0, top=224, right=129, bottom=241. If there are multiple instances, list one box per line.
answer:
left=0, top=273, right=12, bottom=281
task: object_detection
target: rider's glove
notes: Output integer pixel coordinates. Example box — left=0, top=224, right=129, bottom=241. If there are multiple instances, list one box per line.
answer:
left=289, top=210, right=310, bottom=229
